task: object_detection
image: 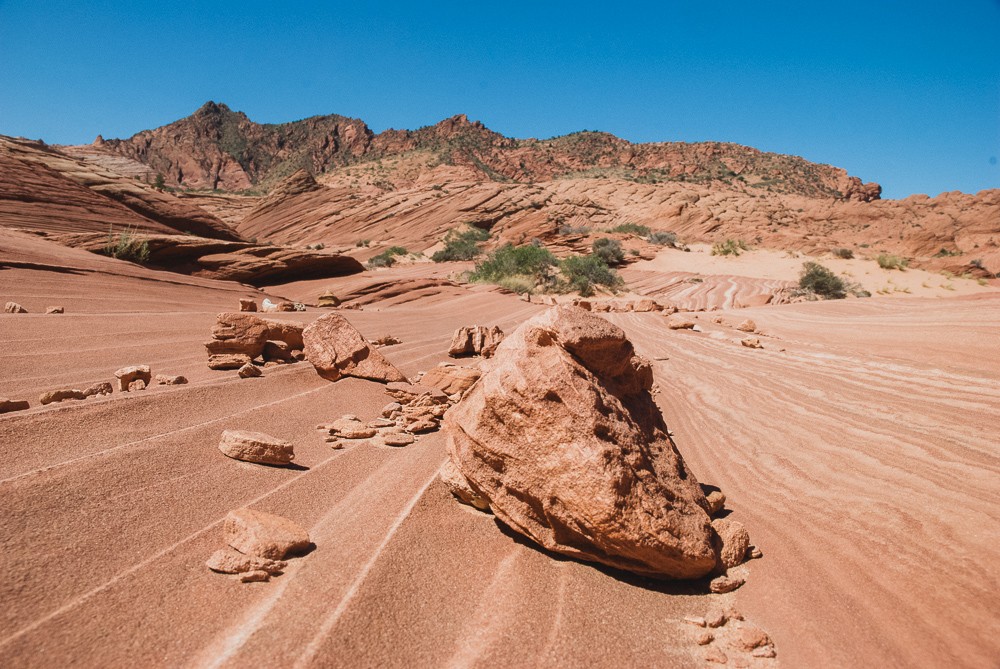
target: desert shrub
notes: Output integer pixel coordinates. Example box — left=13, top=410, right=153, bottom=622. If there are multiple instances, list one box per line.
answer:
left=356, top=239, right=370, bottom=248
left=832, top=247, right=854, bottom=259
left=592, top=237, right=625, bottom=265
left=608, top=222, right=651, bottom=236
left=712, top=239, right=749, bottom=256
left=647, top=231, right=677, bottom=246
left=559, top=254, right=623, bottom=296
left=799, top=262, right=846, bottom=299
left=558, top=224, right=591, bottom=236
left=934, top=248, right=961, bottom=257
left=431, top=226, right=491, bottom=262
left=970, top=258, right=984, bottom=269
left=470, top=243, right=557, bottom=284
left=496, top=275, right=537, bottom=294
left=366, top=246, right=408, bottom=269
left=103, top=226, right=150, bottom=264
left=877, top=254, right=908, bottom=270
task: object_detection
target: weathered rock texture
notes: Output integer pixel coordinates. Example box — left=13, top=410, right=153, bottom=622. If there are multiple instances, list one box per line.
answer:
left=218, top=430, right=294, bottom=465
left=448, top=325, right=504, bottom=358
left=303, top=313, right=406, bottom=383
left=205, top=312, right=304, bottom=361
left=223, top=509, right=310, bottom=560
left=114, top=365, right=151, bottom=392
left=444, top=306, right=716, bottom=578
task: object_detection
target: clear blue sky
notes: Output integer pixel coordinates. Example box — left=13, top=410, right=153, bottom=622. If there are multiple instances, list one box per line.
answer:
left=1, top=1, right=997, bottom=199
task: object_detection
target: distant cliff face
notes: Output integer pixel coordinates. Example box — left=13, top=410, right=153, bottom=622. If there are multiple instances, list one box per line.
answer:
left=90, top=102, right=880, bottom=201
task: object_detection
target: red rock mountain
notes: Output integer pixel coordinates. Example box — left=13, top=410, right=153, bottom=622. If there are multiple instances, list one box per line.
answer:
left=87, top=102, right=880, bottom=201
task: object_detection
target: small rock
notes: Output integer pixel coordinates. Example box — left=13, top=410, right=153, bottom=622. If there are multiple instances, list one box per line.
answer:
left=439, top=459, right=490, bottom=510
left=39, top=388, right=85, bottom=405
left=327, top=438, right=344, bottom=449
left=385, top=382, right=449, bottom=405
left=239, top=298, right=258, bottom=312
left=731, top=626, right=772, bottom=652
left=712, top=518, right=751, bottom=569
left=317, top=291, right=340, bottom=307
left=633, top=299, right=660, bottom=312
left=703, top=647, right=728, bottom=664
left=371, top=334, right=402, bottom=347
left=208, top=354, right=252, bottom=370
left=218, top=429, right=294, bottom=465
left=736, top=319, right=757, bottom=333
left=45, top=306, right=64, bottom=314
left=696, top=631, right=715, bottom=646
left=223, top=508, right=311, bottom=560
left=238, top=363, right=262, bottom=378
left=683, top=616, right=707, bottom=628
left=751, top=646, right=777, bottom=658
left=154, top=374, right=188, bottom=385
left=0, top=398, right=30, bottom=414
left=329, top=418, right=377, bottom=439
left=668, top=318, right=696, bottom=330
left=725, top=607, right=745, bottom=621
left=705, top=611, right=728, bottom=628
left=206, top=547, right=287, bottom=575
left=4, top=301, right=27, bottom=313
left=114, top=364, right=152, bottom=392
left=240, top=570, right=270, bottom=583
left=709, top=575, right=745, bottom=594
left=741, top=337, right=763, bottom=349
left=128, top=379, right=147, bottom=392
left=405, top=418, right=438, bottom=433
left=82, top=381, right=113, bottom=398
left=705, top=490, right=726, bottom=516
left=382, top=432, right=415, bottom=447
left=749, top=546, right=763, bottom=559
left=368, top=418, right=395, bottom=428
left=260, top=298, right=280, bottom=313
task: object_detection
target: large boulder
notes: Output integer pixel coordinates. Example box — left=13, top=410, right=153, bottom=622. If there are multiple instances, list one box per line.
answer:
left=302, top=313, right=406, bottom=383
left=448, top=325, right=504, bottom=358
left=444, top=306, right=716, bottom=579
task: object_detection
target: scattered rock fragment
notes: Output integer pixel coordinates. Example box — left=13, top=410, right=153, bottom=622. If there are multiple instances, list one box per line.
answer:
left=703, top=647, right=728, bottom=664
left=328, top=417, right=377, bottom=439
left=684, top=616, right=707, bottom=628
left=240, top=570, right=271, bottom=583
left=263, top=340, right=295, bottom=362
left=114, top=365, right=152, bottom=392
left=731, top=626, right=772, bottom=652
left=155, top=374, right=188, bottom=385
left=4, top=302, right=27, bottom=313
left=45, top=306, right=64, bottom=314
left=239, top=298, right=257, bottom=312
left=712, top=518, right=751, bottom=569
left=751, top=646, right=777, bottom=658
left=218, top=429, right=294, bottom=465
left=633, top=299, right=661, bottom=312
left=736, top=319, right=757, bottom=333
left=748, top=546, right=763, bottom=559
left=382, top=432, right=416, bottom=447
left=206, top=547, right=287, bottom=575
left=704, top=490, right=726, bottom=516
left=82, top=381, right=113, bottom=398
left=303, top=312, right=407, bottom=383
left=39, top=388, right=85, bottom=405
left=448, top=325, right=504, bottom=358
left=696, top=632, right=715, bottom=646
left=208, top=354, right=252, bottom=370
left=741, top=337, right=763, bottom=349
left=709, top=575, right=745, bottom=593
left=444, top=306, right=716, bottom=578
left=385, top=382, right=449, bottom=406
left=381, top=402, right=403, bottom=417
left=205, top=312, right=304, bottom=361
left=128, top=379, right=147, bottom=391
left=223, top=508, right=310, bottom=560
left=705, top=611, right=728, bottom=628
left=317, top=291, right=340, bottom=308
left=668, top=317, right=696, bottom=330
left=0, top=398, right=30, bottom=414
left=371, top=334, right=402, bottom=347
left=238, top=363, right=263, bottom=379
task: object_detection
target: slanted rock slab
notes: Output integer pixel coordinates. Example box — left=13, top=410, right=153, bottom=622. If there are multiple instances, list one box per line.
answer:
left=303, top=312, right=407, bottom=383
left=39, top=388, right=85, bottom=405
left=206, top=547, right=287, bottom=574
left=420, top=365, right=481, bottom=395
left=218, top=429, right=294, bottom=465
left=0, top=398, right=30, bottom=414
left=223, top=508, right=310, bottom=560
left=208, top=354, right=252, bottom=370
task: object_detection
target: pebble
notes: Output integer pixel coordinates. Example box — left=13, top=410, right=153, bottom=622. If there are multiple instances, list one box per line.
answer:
left=696, top=631, right=714, bottom=646
left=709, top=575, right=745, bottom=594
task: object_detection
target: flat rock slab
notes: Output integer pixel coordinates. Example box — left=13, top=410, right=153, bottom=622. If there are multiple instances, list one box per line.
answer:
left=208, top=354, right=252, bottom=370
left=0, top=398, right=30, bottom=414
left=223, top=508, right=310, bottom=560
left=218, top=429, right=294, bottom=465
left=206, top=547, right=287, bottom=575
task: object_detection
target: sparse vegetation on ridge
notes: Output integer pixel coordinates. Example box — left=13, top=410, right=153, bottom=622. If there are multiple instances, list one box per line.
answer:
left=367, top=246, right=409, bottom=269
left=468, top=243, right=623, bottom=297
left=607, top=222, right=651, bottom=237
left=102, top=225, right=151, bottom=264
left=431, top=226, right=491, bottom=262
left=877, top=254, right=908, bottom=270
left=712, top=239, right=749, bottom=256
left=592, top=238, right=625, bottom=265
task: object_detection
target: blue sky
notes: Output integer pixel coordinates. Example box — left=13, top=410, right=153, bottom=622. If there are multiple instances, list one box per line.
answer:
left=1, top=1, right=997, bottom=199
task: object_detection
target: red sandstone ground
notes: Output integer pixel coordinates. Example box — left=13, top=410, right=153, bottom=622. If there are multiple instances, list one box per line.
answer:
left=1, top=229, right=998, bottom=668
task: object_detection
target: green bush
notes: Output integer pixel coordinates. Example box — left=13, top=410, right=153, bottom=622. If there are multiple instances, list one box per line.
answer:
left=832, top=247, right=854, bottom=259
left=799, top=262, right=846, bottom=299
left=431, top=226, right=491, bottom=262
left=103, top=226, right=150, bottom=264
left=592, top=237, right=625, bottom=265
left=608, top=222, right=651, bottom=236
left=559, top=254, right=623, bottom=296
left=647, top=231, right=677, bottom=246
left=877, top=254, right=908, bottom=270
left=366, top=246, right=409, bottom=269
left=711, top=239, right=749, bottom=256
left=356, top=239, right=370, bottom=248
left=470, top=243, right=557, bottom=284
left=558, top=224, right=591, bottom=236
